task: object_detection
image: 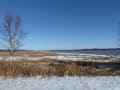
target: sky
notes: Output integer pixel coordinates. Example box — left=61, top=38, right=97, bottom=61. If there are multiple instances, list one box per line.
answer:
left=0, top=0, right=120, bottom=50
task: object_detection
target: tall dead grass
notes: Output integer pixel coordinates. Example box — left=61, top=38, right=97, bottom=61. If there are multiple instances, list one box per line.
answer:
left=0, top=58, right=119, bottom=77
left=0, top=51, right=58, bottom=57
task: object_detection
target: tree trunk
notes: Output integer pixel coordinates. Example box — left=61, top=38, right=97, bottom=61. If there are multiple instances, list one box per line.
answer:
left=10, top=48, right=13, bottom=56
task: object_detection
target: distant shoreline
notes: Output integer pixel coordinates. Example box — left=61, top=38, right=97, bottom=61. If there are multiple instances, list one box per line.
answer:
left=49, top=48, right=120, bottom=56
left=0, top=48, right=120, bottom=56
left=0, top=48, right=120, bottom=51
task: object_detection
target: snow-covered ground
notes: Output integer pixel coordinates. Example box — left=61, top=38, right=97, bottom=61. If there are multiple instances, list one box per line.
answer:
left=0, top=76, right=120, bottom=90
left=0, top=53, right=113, bottom=62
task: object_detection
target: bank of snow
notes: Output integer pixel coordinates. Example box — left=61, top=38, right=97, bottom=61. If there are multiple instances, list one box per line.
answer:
left=0, top=76, right=120, bottom=90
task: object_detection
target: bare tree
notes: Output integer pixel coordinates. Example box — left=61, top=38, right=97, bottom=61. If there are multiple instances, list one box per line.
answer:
left=0, top=13, right=27, bottom=55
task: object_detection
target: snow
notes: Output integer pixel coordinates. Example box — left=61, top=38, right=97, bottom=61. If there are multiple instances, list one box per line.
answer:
left=0, top=52, right=114, bottom=62
left=57, top=52, right=110, bottom=57
left=0, top=76, right=120, bottom=90
left=0, top=56, right=27, bottom=61
left=0, top=54, right=113, bottom=62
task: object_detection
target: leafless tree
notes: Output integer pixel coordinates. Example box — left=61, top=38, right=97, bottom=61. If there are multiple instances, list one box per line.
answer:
left=0, top=13, right=27, bottom=55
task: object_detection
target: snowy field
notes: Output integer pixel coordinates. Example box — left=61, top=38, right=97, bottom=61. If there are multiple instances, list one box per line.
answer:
left=0, top=52, right=114, bottom=62
left=0, top=52, right=119, bottom=90
left=0, top=76, right=120, bottom=90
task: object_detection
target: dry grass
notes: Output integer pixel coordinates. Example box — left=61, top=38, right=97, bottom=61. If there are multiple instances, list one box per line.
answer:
left=0, top=51, right=58, bottom=57
left=0, top=51, right=119, bottom=77
left=114, top=58, right=120, bottom=62
left=0, top=58, right=119, bottom=77
left=87, top=56, right=112, bottom=60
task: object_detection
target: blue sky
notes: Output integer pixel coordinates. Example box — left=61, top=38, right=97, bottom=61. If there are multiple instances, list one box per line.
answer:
left=0, top=0, right=120, bottom=50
